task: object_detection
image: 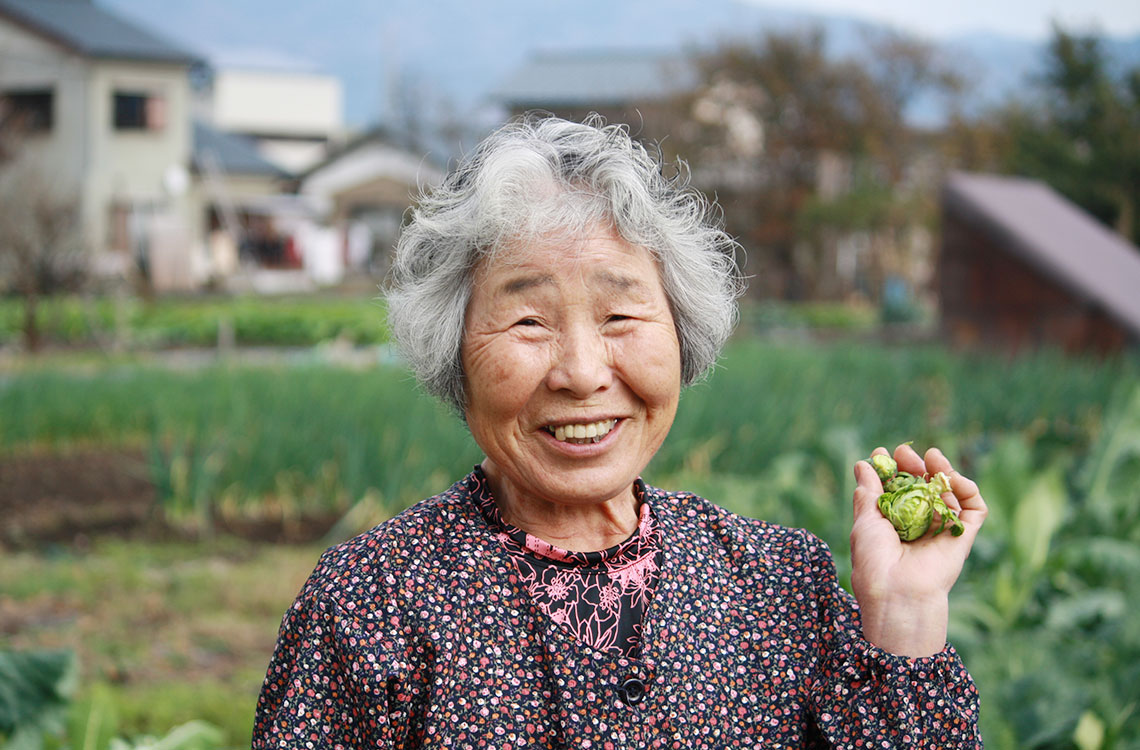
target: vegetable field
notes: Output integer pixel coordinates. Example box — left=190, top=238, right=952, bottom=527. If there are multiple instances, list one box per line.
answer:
left=0, top=295, right=389, bottom=349
left=2, top=340, right=1139, bottom=749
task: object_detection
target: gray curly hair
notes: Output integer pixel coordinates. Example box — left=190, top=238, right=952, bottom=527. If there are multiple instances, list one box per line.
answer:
left=386, top=113, right=743, bottom=412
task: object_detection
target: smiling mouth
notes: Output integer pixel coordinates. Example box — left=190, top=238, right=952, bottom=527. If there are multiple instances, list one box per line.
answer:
left=543, top=419, right=618, bottom=444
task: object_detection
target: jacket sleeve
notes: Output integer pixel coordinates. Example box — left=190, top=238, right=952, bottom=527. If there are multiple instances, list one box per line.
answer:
left=253, top=588, right=410, bottom=749
left=799, top=531, right=983, bottom=749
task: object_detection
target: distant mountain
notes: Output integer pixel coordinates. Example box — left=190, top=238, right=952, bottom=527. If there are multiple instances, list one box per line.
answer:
left=103, top=0, right=1140, bottom=130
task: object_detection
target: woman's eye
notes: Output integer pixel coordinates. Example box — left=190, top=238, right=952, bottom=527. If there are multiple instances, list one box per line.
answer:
left=515, top=317, right=539, bottom=327
left=607, top=314, right=632, bottom=323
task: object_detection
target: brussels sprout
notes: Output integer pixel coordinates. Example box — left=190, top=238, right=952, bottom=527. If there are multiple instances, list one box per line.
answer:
left=867, top=452, right=964, bottom=541
left=870, top=454, right=898, bottom=482
left=883, top=470, right=920, bottom=494
left=884, top=486, right=935, bottom=540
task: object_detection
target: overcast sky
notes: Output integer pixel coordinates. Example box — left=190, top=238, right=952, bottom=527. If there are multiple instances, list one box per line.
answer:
left=753, top=0, right=1140, bottom=39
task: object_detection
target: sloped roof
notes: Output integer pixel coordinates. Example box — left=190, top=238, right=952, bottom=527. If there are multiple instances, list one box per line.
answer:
left=299, top=130, right=445, bottom=200
left=193, top=120, right=292, bottom=179
left=492, top=50, right=696, bottom=107
left=0, top=0, right=199, bottom=64
left=944, top=171, right=1140, bottom=338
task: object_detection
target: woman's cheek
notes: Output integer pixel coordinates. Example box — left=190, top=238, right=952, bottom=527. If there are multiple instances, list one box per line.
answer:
left=635, top=331, right=681, bottom=390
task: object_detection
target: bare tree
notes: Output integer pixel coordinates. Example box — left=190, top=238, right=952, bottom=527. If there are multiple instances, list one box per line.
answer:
left=0, top=156, right=86, bottom=351
left=655, top=27, right=963, bottom=301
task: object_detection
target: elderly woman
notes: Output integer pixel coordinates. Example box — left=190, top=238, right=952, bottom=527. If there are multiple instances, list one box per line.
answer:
left=253, top=115, right=986, bottom=748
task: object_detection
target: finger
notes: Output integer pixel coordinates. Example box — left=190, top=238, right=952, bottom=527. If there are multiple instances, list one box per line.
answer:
left=893, top=442, right=925, bottom=476
left=923, top=448, right=962, bottom=511
left=941, top=490, right=962, bottom=514
left=927, top=469, right=986, bottom=547
left=852, top=459, right=887, bottom=525
left=853, top=458, right=883, bottom=496
left=924, top=446, right=953, bottom=475
left=947, top=494, right=986, bottom=549
left=949, top=471, right=988, bottom=525
left=856, top=449, right=888, bottom=491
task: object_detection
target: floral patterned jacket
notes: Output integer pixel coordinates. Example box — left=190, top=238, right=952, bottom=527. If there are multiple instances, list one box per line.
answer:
left=254, top=471, right=982, bottom=749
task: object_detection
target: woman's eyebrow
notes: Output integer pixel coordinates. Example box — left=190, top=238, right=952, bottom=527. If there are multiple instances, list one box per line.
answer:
left=593, top=270, right=646, bottom=294
left=499, top=273, right=556, bottom=295
left=496, top=270, right=645, bottom=296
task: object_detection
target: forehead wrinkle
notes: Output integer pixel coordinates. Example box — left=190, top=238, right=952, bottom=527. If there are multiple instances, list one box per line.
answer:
left=480, top=232, right=659, bottom=301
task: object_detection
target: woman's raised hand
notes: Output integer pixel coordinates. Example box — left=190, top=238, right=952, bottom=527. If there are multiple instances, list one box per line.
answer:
left=850, top=444, right=988, bottom=657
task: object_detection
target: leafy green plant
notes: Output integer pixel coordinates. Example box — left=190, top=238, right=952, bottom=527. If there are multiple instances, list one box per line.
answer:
left=0, top=650, right=77, bottom=750
left=1079, top=384, right=1140, bottom=532
left=59, top=692, right=223, bottom=750
left=945, top=393, right=1140, bottom=749
left=104, top=722, right=222, bottom=750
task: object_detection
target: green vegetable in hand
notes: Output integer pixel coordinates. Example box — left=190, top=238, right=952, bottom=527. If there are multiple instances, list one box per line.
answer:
left=867, top=452, right=964, bottom=541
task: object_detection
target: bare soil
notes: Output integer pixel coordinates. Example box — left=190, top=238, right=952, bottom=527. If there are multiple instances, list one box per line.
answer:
left=0, top=448, right=339, bottom=549
left=0, top=448, right=157, bottom=548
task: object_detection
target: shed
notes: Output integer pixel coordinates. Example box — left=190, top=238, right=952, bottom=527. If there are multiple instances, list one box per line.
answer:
left=940, top=171, right=1140, bottom=354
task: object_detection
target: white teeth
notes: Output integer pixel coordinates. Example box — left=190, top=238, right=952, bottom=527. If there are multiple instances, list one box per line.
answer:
left=548, top=419, right=617, bottom=444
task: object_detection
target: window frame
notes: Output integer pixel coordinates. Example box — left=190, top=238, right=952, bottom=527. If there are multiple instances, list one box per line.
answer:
left=112, top=90, right=166, bottom=132
left=0, top=87, right=55, bottom=133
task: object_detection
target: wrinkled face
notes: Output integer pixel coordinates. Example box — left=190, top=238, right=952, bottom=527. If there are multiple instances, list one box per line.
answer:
left=462, top=225, right=681, bottom=510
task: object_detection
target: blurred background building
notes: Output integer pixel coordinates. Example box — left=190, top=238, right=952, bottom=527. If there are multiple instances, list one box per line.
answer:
left=0, top=0, right=438, bottom=294
left=0, top=0, right=200, bottom=288
left=2, top=0, right=1138, bottom=351
left=940, top=172, right=1140, bottom=354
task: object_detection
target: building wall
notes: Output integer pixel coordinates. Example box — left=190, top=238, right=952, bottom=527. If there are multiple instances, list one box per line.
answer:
left=0, top=19, right=90, bottom=192
left=86, top=59, right=195, bottom=255
left=209, top=68, right=342, bottom=172
left=211, top=69, right=341, bottom=137
left=939, top=213, right=1131, bottom=354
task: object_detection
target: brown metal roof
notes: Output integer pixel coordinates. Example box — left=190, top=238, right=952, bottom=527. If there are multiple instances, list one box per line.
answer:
left=943, top=171, right=1140, bottom=339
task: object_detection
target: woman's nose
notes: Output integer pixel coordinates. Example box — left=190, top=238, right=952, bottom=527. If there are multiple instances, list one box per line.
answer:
left=546, top=326, right=613, bottom=397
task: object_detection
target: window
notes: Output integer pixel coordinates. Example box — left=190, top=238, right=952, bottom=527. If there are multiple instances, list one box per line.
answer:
left=0, top=88, right=54, bottom=132
left=113, top=91, right=165, bottom=131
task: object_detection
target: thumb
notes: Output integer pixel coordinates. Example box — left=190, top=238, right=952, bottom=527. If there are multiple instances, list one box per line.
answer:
left=852, top=457, right=885, bottom=521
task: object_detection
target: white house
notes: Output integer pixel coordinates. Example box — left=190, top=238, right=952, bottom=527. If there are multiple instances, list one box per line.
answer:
left=299, top=128, right=445, bottom=279
left=195, top=50, right=344, bottom=174
left=0, top=0, right=202, bottom=290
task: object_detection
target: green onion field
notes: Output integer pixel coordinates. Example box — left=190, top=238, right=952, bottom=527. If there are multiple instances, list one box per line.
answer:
left=2, top=318, right=1139, bottom=749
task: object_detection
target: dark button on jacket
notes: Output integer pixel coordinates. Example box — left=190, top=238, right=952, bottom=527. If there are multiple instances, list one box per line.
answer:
left=619, top=677, right=647, bottom=705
